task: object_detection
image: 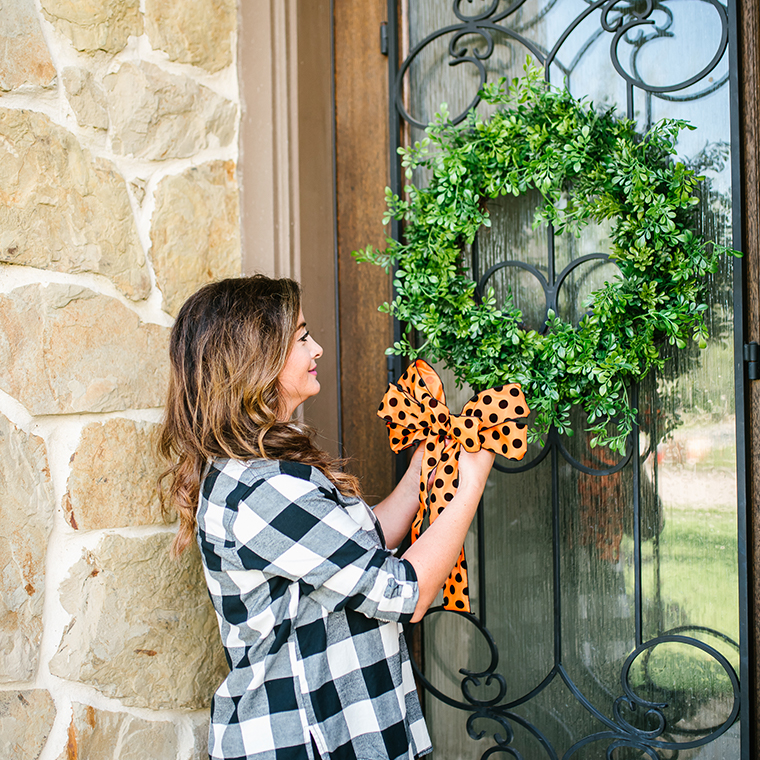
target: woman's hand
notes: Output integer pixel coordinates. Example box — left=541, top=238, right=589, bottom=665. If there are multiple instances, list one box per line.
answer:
left=408, top=442, right=424, bottom=477
left=456, top=447, right=495, bottom=498
left=371, top=444, right=425, bottom=550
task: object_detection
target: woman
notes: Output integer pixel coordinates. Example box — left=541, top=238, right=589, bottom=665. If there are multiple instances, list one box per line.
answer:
left=158, top=275, right=494, bottom=760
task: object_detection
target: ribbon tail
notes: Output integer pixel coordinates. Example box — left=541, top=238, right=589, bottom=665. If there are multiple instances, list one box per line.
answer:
left=411, top=449, right=437, bottom=545
left=425, top=442, right=470, bottom=613
left=411, top=493, right=425, bottom=543
left=442, top=548, right=470, bottom=613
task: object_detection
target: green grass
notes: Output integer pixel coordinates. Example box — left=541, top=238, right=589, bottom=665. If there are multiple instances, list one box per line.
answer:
left=622, top=506, right=739, bottom=700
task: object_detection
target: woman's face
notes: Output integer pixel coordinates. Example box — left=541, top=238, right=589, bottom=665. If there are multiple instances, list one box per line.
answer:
left=278, top=309, right=323, bottom=419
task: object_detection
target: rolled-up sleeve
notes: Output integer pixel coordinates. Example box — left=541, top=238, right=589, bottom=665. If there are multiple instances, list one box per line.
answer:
left=232, top=471, right=419, bottom=623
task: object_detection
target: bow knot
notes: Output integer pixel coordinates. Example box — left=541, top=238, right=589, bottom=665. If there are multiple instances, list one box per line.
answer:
left=448, top=413, right=482, bottom=451
left=378, top=360, right=530, bottom=612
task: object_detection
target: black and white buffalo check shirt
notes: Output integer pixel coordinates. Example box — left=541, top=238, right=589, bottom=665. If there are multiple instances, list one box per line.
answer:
left=197, top=457, right=433, bottom=760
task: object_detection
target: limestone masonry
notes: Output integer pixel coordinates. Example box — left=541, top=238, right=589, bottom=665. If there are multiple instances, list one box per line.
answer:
left=0, top=1, right=240, bottom=759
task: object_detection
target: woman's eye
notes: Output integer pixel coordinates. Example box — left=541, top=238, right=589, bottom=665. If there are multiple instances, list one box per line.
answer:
left=299, top=330, right=310, bottom=342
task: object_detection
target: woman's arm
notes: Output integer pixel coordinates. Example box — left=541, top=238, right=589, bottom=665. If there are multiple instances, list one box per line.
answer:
left=370, top=445, right=425, bottom=550
left=401, top=448, right=494, bottom=623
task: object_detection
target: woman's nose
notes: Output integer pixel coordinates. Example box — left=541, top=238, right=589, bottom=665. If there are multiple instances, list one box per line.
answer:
left=311, top=337, right=323, bottom=359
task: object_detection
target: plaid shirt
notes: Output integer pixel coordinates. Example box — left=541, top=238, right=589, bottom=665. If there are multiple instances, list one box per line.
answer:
left=197, top=457, right=432, bottom=760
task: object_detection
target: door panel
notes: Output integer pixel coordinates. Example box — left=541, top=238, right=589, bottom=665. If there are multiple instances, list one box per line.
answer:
left=385, top=1, right=749, bottom=757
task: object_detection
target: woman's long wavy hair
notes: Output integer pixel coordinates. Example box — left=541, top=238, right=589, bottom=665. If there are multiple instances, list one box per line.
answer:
left=158, top=275, right=360, bottom=556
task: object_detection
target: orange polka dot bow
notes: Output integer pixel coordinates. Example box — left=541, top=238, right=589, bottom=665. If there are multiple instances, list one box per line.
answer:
left=377, top=359, right=530, bottom=613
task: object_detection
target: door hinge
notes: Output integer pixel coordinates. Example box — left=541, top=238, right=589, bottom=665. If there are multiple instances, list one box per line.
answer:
left=744, top=342, right=759, bottom=380
left=380, top=22, right=388, bottom=56
left=386, top=354, right=396, bottom=386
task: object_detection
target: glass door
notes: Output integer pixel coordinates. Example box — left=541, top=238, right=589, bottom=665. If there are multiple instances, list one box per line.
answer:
left=386, top=1, right=748, bottom=757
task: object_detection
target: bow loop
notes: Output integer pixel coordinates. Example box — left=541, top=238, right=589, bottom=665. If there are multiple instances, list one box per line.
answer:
left=378, top=360, right=530, bottom=613
left=462, top=385, right=530, bottom=458
left=377, top=385, right=428, bottom=452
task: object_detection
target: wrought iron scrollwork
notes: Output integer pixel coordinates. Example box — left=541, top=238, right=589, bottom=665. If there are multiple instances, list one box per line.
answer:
left=409, top=608, right=504, bottom=712
left=410, top=610, right=740, bottom=759
left=394, top=0, right=730, bottom=129
left=394, top=2, right=545, bottom=127
left=563, top=631, right=740, bottom=757
left=476, top=254, right=611, bottom=333
left=602, top=0, right=729, bottom=95
left=476, top=251, right=635, bottom=477
left=408, top=609, right=559, bottom=759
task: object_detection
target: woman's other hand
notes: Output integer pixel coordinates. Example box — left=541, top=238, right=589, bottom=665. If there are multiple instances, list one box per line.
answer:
left=371, top=443, right=424, bottom=550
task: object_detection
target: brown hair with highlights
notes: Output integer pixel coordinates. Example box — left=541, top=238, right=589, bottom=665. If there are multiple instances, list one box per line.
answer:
left=158, top=275, right=360, bottom=556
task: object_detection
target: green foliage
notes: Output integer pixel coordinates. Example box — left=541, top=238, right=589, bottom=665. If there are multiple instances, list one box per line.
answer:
left=354, top=62, right=735, bottom=453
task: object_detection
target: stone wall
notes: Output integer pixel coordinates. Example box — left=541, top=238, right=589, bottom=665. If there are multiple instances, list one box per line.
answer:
left=0, top=2, right=239, bottom=759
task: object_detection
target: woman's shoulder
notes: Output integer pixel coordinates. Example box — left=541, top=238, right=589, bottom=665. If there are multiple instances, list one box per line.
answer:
left=205, top=457, right=356, bottom=505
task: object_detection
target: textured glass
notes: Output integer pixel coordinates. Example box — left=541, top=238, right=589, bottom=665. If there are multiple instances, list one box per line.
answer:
left=404, top=1, right=740, bottom=758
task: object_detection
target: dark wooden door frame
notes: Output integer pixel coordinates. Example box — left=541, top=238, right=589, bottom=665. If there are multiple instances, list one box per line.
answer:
left=333, top=0, right=397, bottom=501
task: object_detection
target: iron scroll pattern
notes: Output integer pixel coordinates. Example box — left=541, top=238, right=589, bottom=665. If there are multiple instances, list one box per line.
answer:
left=387, top=0, right=741, bottom=758
left=408, top=610, right=740, bottom=759
left=394, top=0, right=729, bottom=127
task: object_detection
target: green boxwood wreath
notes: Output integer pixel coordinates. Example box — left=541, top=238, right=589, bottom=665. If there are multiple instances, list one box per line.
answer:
left=355, top=64, right=735, bottom=454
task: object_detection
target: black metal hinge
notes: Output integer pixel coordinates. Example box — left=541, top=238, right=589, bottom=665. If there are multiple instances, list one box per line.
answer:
left=744, top=342, right=759, bottom=380
left=386, top=354, right=396, bottom=386
left=380, top=22, right=388, bottom=56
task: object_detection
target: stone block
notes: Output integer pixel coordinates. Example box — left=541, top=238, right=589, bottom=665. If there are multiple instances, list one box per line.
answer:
left=63, top=419, right=171, bottom=531
left=0, top=109, right=150, bottom=300
left=40, top=0, right=142, bottom=55
left=50, top=533, right=228, bottom=710
left=0, top=284, right=169, bottom=415
left=0, top=416, right=55, bottom=682
left=63, top=68, right=109, bottom=130
left=57, top=703, right=177, bottom=760
left=0, top=690, right=55, bottom=760
left=0, top=0, right=56, bottom=91
left=103, top=62, right=236, bottom=160
left=145, top=0, right=235, bottom=73
left=189, top=712, right=211, bottom=760
left=151, top=161, right=240, bottom=315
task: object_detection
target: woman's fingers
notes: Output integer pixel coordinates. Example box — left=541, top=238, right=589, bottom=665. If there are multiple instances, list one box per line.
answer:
left=457, top=448, right=495, bottom=495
